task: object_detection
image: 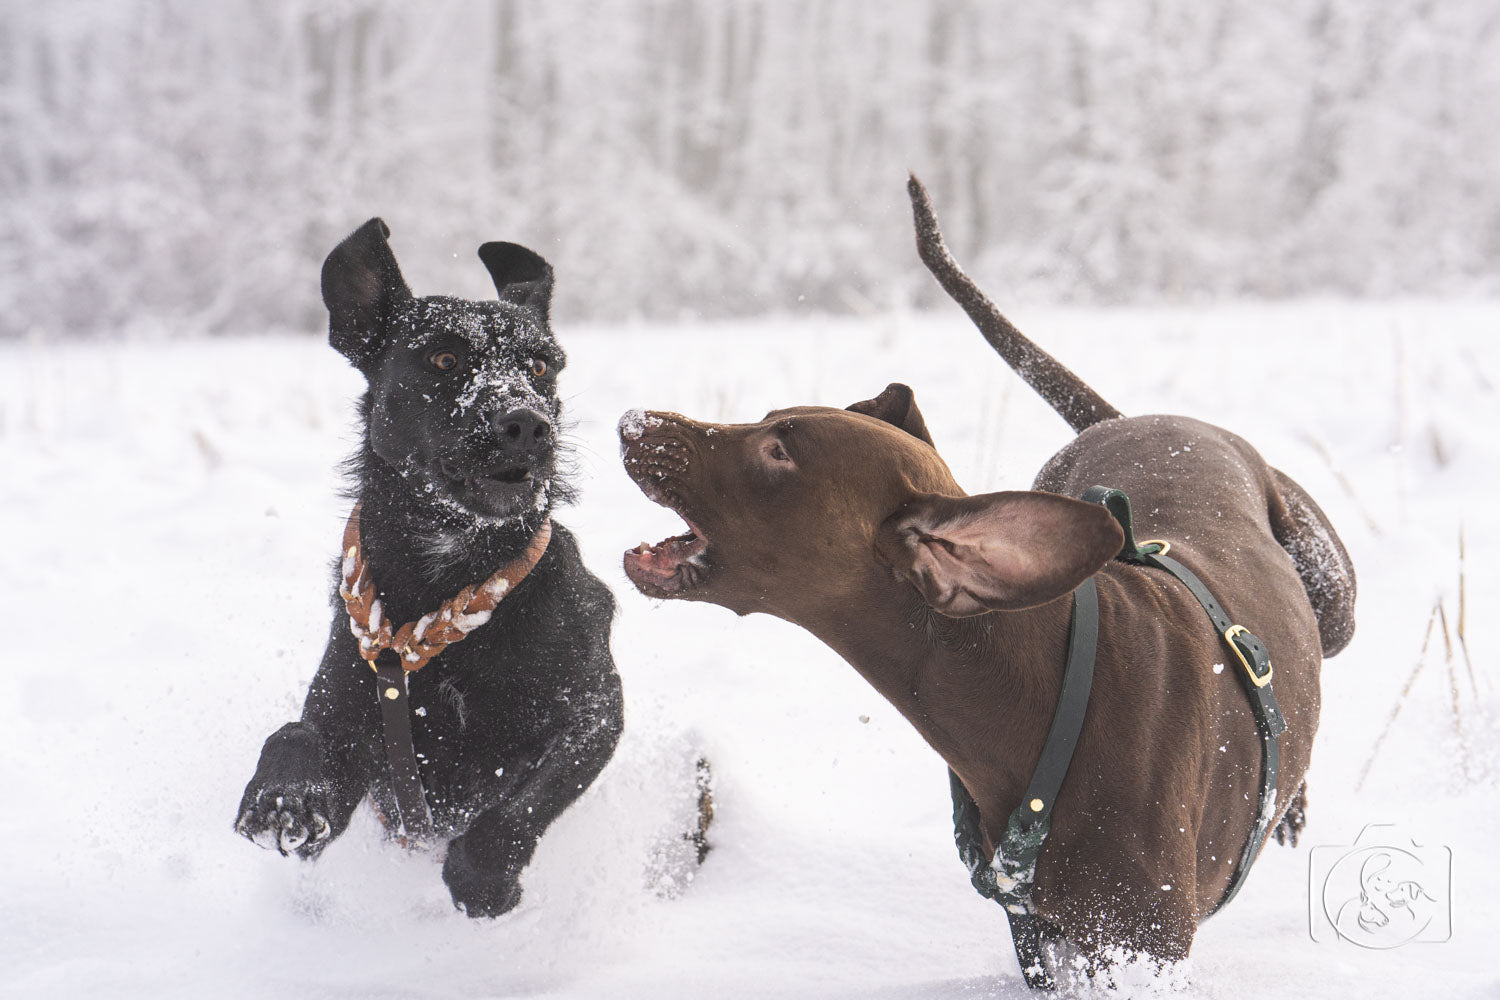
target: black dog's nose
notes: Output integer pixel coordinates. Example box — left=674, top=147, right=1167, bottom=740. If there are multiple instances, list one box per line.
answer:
left=492, top=408, right=553, bottom=450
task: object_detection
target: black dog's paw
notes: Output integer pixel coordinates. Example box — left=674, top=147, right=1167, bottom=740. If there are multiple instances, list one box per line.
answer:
left=441, top=838, right=525, bottom=918
left=450, top=879, right=524, bottom=919
left=234, top=780, right=333, bottom=859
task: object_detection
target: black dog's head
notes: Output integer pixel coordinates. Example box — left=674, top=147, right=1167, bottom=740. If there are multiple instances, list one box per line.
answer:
left=320, top=219, right=567, bottom=524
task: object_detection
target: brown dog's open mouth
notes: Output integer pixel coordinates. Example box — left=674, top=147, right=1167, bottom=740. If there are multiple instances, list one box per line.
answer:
left=619, top=412, right=712, bottom=597
left=623, top=521, right=711, bottom=596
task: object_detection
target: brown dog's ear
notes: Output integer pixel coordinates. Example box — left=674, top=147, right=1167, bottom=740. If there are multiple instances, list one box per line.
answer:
left=478, top=242, right=554, bottom=322
left=876, top=491, right=1123, bottom=616
left=847, top=383, right=935, bottom=446
left=321, top=218, right=413, bottom=368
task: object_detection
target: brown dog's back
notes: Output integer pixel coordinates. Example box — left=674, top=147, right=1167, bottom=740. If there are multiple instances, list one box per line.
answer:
left=1031, top=414, right=1327, bottom=912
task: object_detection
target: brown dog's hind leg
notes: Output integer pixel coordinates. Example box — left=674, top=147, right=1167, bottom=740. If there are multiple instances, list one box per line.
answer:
left=1273, top=782, right=1308, bottom=847
left=1269, top=468, right=1357, bottom=657
left=689, top=756, right=715, bottom=863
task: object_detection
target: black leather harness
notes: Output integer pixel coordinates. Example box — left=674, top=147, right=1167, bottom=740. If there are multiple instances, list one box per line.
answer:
left=372, top=657, right=435, bottom=842
left=951, top=486, right=1287, bottom=990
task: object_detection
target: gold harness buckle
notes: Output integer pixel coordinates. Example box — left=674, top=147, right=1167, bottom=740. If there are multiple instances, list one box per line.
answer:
left=1224, top=624, right=1272, bottom=687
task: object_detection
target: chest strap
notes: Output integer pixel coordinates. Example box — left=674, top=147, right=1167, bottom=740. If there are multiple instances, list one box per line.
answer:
left=1080, top=486, right=1286, bottom=914
left=950, top=486, right=1287, bottom=990
left=950, top=576, right=1098, bottom=990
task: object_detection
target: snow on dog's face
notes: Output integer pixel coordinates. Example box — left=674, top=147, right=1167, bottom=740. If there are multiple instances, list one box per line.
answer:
left=617, top=384, right=963, bottom=622
left=366, top=295, right=565, bottom=520
left=321, top=220, right=565, bottom=521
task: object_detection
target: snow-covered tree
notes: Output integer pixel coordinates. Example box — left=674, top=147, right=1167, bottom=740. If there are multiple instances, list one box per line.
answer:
left=1, top=0, right=1496, bottom=338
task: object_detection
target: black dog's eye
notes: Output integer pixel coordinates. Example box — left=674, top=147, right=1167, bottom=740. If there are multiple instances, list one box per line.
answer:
left=530, top=358, right=548, bottom=378
left=427, top=349, right=459, bottom=372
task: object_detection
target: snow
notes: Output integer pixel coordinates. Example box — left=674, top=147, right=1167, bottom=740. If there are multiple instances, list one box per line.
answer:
left=1, top=303, right=1497, bottom=998
left=450, top=610, right=493, bottom=633
left=618, top=408, right=657, bottom=442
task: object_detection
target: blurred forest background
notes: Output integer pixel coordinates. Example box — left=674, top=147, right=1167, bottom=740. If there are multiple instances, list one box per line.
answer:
left=2, top=0, right=1497, bottom=339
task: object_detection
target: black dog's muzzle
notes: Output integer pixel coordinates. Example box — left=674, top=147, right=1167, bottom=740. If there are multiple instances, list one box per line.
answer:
left=492, top=407, right=553, bottom=459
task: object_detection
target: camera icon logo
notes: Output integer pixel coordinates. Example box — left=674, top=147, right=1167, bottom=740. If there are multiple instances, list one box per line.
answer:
left=1309, top=823, right=1451, bottom=949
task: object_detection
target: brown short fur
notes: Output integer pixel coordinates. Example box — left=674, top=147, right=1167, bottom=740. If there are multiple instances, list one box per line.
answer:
left=617, top=179, right=1355, bottom=971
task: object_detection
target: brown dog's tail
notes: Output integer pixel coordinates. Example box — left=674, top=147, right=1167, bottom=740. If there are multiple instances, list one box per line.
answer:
left=908, top=174, right=1122, bottom=433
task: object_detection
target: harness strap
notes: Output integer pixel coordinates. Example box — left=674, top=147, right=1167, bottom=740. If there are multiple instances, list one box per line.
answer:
left=1080, top=487, right=1285, bottom=912
left=373, top=658, right=434, bottom=841
left=953, top=486, right=1289, bottom=990
left=951, top=577, right=1098, bottom=991
left=1017, top=577, right=1099, bottom=831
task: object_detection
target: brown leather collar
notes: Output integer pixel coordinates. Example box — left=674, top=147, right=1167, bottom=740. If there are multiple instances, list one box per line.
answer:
left=337, top=503, right=552, bottom=673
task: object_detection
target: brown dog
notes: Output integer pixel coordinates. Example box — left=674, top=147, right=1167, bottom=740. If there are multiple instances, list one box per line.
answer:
left=618, top=178, right=1355, bottom=976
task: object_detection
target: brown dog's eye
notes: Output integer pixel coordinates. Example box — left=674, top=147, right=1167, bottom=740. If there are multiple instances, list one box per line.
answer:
left=767, top=440, right=792, bottom=464
left=427, top=349, right=458, bottom=372
left=530, top=359, right=548, bottom=378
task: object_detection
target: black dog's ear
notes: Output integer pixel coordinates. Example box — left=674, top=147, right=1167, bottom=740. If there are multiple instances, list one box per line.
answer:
left=321, top=218, right=412, bottom=367
left=847, top=383, right=935, bottom=447
left=477, top=242, right=554, bottom=322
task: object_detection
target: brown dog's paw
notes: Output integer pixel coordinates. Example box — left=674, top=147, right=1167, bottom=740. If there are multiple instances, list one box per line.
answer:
left=645, top=754, right=716, bottom=898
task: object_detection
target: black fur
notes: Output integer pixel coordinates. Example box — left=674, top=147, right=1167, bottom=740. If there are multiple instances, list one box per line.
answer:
left=235, top=219, right=623, bottom=918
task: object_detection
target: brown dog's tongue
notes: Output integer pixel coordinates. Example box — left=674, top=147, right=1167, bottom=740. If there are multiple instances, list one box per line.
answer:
left=625, top=533, right=707, bottom=591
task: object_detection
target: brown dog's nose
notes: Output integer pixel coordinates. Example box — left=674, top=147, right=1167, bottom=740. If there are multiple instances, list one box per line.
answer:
left=493, top=408, right=553, bottom=452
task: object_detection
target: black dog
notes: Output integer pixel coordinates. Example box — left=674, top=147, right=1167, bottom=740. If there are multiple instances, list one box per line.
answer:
left=235, top=219, right=623, bottom=917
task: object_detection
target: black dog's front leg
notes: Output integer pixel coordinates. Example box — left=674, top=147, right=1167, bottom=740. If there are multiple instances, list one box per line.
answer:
left=443, top=703, right=622, bottom=916
left=235, top=632, right=377, bottom=858
left=235, top=721, right=344, bottom=857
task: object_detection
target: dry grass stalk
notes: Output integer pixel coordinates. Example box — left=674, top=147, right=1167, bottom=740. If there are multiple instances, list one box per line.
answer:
left=1298, top=432, right=1382, bottom=537
left=1356, top=601, right=1439, bottom=792
left=1439, top=601, right=1476, bottom=781
left=1457, top=523, right=1477, bottom=697
left=1437, top=601, right=1453, bottom=664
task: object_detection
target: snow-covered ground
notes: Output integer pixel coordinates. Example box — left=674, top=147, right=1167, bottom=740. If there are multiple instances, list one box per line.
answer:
left=1, top=304, right=1496, bottom=998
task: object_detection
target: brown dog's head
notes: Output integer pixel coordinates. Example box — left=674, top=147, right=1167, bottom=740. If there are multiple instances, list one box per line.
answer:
left=619, top=383, right=1122, bottom=623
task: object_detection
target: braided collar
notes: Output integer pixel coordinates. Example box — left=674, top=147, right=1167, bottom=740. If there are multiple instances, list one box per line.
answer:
left=338, top=503, right=552, bottom=673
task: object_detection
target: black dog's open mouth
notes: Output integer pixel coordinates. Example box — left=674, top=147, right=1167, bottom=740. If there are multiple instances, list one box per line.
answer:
left=438, top=458, right=541, bottom=514
left=487, top=466, right=532, bottom=485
